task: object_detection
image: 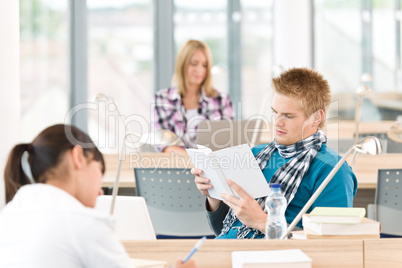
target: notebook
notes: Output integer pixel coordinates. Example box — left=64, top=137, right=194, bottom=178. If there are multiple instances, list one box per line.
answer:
left=130, top=258, right=166, bottom=268
left=196, top=119, right=268, bottom=151
left=95, top=195, right=156, bottom=240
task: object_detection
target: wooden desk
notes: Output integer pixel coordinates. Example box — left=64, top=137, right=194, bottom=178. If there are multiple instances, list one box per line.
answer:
left=259, top=120, right=396, bottom=143
left=123, top=239, right=363, bottom=268
left=102, top=152, right=402, bottom=190
left=324, top=120, right=395, bottom=140
left=364, top=238, right=402, bottom=268
left=102, top=152, right=193, bottom=188
left=368, top=92, right=402, bottom=112
left=352, top=154, right=402, bottom=189
left=102, top=121, right=401, bottom=189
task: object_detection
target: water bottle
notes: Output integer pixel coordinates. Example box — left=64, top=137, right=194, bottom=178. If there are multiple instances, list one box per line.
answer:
left=265, top=183, right=288, bottom=239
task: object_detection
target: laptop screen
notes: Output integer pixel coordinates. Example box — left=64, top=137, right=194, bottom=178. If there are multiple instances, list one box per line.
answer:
left=196, top=119, right=268, bottom=151
left=95, top=195, right=156, bottom=240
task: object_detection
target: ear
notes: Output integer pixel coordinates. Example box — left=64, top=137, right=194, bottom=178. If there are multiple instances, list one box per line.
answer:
left=70, top=146, right=85, bottom=170
left=311, top=109, right=324, bottom=127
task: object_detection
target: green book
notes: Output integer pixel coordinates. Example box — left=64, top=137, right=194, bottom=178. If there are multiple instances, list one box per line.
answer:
left=309, top=207, right=366, bottom=224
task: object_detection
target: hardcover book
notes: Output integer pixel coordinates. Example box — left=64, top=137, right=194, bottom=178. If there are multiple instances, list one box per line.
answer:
left=308, top=207, right=366, bottom=224
left=302, top=214, right=380, bottom=236
left=303, top=228, right=380, bottom=239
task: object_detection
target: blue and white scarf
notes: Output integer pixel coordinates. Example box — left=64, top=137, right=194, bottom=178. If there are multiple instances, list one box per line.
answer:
left=220, top=130, right=327, bottom=239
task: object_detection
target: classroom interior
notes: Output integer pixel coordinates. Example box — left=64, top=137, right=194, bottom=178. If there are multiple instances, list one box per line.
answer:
left=1, top=1, right=402, bottom=267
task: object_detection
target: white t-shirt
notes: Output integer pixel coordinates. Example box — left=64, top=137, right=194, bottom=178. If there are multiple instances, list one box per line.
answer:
left=185, top=108, right=203, bottom=147
left=0, top=184, right=132, bottom=268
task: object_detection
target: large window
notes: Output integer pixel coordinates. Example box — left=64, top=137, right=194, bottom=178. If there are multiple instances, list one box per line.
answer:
left=315, top=0, right=361, bottom=93
left=87, top=0, right=153, bottom=153
left=174, top=0, right=228, bottom=95
left=174, top=0, right=273, bottom=119
left=372, top=0, right=396, bottom=92
left=315, top=0, right=402, bottom=121
left=20, top=0, right=69, bottom=141
left=241, top=0, right=273, bottom=119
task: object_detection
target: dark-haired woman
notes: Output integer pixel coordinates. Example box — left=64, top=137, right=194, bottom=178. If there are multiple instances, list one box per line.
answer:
left=0, top=124, right=196, bottom=268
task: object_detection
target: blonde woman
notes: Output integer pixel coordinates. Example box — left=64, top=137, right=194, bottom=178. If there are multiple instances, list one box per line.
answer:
left=153, top=40, right=234, bottom=153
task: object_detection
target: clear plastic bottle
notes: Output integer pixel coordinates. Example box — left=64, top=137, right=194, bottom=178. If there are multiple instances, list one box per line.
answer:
left=265, top=183, right=288, bottom=239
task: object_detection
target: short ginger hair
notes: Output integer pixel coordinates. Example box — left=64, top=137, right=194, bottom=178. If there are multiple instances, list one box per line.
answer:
left=272, top=67, right=331, bottom=128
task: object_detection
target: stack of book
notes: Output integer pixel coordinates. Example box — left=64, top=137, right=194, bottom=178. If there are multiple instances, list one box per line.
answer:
left=301, top=207, right=380, bottom=239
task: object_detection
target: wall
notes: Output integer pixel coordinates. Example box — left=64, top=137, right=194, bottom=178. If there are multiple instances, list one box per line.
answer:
left=0, top=0, right=20, bottom=208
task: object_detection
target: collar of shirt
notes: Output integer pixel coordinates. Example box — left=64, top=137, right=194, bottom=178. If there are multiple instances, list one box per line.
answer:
left=168, top=87, right=209, bottom=109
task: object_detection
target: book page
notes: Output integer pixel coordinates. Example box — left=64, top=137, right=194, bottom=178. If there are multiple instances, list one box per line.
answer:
left=186, top=148, right=233, bottom=200
left=210, top=144, right=270, bottom=199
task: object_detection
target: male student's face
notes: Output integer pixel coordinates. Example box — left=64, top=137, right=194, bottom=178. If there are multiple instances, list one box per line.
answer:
left=271, top=93, right=315, bottom=146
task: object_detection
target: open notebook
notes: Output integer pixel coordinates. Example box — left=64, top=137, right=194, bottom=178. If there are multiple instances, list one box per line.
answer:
left=95, top=195, right=156, bottom=240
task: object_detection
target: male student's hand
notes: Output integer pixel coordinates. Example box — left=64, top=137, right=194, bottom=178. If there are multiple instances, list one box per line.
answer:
left=192, top=168, right=212, bottom=197
left=221, top=179, right=268, bottom=233
left=192, top=168, right=221, bottom=212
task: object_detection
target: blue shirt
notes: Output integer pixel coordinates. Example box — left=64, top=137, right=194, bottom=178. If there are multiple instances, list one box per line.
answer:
left=214, top=143, right=358, bottom=239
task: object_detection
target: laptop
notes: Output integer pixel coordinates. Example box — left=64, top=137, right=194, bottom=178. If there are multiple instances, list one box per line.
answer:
left=196, top=119, right=269, bottom=151
left=95, top=195, right=156, bottom=240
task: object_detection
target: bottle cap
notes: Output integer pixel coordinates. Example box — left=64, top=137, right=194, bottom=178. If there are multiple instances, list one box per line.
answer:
left=270, top=183, right=281, bottom=188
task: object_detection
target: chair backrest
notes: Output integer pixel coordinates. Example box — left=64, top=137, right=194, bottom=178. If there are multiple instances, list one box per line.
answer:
left=95, top=195, right=156, bottom=240
left=134, top=167, right=214, bottom=237
left=375, top=169, right=402, bottom=236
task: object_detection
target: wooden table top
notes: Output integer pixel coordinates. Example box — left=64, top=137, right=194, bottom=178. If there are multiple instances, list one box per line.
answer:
left=123, top=239, right=364, bottom=268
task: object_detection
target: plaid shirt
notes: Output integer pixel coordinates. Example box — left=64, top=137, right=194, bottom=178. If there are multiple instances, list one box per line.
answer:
left=152, top=87, right=234, bottom=151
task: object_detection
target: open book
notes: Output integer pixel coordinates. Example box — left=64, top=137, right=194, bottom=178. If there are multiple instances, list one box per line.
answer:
left=186, top=144, right=270, bottom=200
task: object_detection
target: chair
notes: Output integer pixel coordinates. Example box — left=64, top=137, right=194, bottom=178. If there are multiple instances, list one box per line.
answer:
left=367, top=169, right=402, bottom=236
left=134, top=167, right=214, bottom=238
left=95, top=195, right=156, bottom=240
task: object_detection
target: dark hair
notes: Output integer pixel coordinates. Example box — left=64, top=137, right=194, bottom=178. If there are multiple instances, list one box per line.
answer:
left=4, top=124, right=105, bottom=203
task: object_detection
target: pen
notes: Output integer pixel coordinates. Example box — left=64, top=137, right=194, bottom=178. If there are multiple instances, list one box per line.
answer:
left=182, top=236, right=207, bottom=263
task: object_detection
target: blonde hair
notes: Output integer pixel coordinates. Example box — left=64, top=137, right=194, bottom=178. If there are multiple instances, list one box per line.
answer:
left=272, top=67, right=331, bottom=128
left=172, top=40, right=215, bottom=97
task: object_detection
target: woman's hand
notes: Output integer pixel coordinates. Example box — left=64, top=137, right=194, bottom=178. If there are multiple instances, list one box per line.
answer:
left=163, top=146, right=187, bottom=154
left=175, top=259, right=197, bottom=268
